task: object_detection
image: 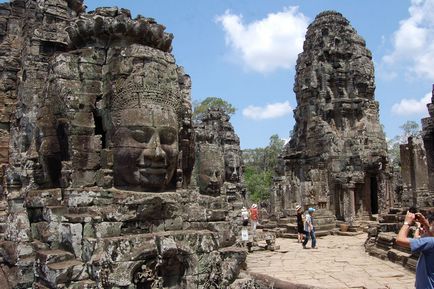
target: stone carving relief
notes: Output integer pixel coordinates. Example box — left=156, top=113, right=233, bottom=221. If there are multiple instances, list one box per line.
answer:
left=196, top=144, right=224, bottom=195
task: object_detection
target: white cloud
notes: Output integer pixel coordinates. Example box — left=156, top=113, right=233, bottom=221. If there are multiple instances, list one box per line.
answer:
left=243, top=101, right=292, bottom=120
left=216, top=7, right=308, bottom=73
left=383, top=0, right=434, bottom=79
left=391, top=92, right=431, bottom=115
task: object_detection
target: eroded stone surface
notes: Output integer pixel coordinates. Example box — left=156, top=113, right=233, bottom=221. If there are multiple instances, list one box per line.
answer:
left=271, top=11, right=392, bottom=224
left=0, top=1, right=246, bottom=288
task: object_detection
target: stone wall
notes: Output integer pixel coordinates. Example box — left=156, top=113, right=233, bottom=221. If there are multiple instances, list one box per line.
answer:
left=272, top=11, right=392, bottom=223
left=0, top=1, right=246, bottom=288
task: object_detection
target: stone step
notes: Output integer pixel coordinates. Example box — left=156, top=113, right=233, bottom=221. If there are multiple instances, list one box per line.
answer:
left=38, top=259, right=86, bottom=287
left=36, top=249, right=75, bottom=265
left=381, top=214, right=404, bottom=223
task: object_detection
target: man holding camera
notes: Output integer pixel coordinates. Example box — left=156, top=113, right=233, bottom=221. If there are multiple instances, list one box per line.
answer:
left=396, top=211, right=434, bottom=289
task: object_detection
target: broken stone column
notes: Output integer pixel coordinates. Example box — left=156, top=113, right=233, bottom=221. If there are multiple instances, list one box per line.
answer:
left=400, top=136, right=430, bottom=207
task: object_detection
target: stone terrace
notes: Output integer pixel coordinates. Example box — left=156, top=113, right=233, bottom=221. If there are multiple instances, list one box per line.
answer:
left=247, top=234, right=415, bottom=289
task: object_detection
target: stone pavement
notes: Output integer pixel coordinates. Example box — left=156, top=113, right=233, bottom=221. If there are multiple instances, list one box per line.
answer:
left=246, top=233, right=416, bottom=289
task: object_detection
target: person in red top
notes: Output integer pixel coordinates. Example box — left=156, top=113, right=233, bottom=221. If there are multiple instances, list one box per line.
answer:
left=250, top=204, right=259, bottom=238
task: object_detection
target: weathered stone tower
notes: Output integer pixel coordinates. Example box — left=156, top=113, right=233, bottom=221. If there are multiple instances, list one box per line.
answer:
left=0, top=1, right=246, bottom=288
left=273, top=11, right=392, bottom=222
left=421, top=85, right=434, bottom=203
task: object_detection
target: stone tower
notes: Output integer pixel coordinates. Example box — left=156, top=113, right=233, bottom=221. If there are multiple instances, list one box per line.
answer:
left=273, top=11, right=392, bottom=222
left=0, top=1, right=246, bottom=288
left=421, top=85, right=434, bottom=203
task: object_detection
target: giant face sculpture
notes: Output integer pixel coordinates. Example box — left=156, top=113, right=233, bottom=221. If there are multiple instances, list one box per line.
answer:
left=111, top=78, right=180, bottom=192
left=197, top=145, right=224, bottom=195
left=224, top=150, right=241, bottom=183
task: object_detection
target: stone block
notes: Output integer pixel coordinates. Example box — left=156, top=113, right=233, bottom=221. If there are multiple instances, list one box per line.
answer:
left=65, top=189, right=114, bottom=207
left=78, top=48, right=106, bottom=65
left=0, top=241, right=34, bottom=265
left=71, top=151, right=101, bottom=170
left=36, top=249, right=75, bottom=265
left=60, top=223, right=82, bottom=258
left=164, top=216, right=183, bottom=231
left=79, top=63, right=102, bottom=80
left=95, top=169, right=113, bottom=188
left=26, top=188, right=62, bottom=207
left=94, top=222, right=122, bottom=238
left=206, top=209, right=226, bottom=222
left=31, top=222, right=59, bottom=243
left=71, top=170, right=97, bottom=188
left=39, top=259, right=86, bottom=287
left=70, top=135, right=102, bottom=153
left=42, top=206, right=67, bottom=222
left=6, top=211, right=31, bottom=241
left=52, top=54, right=79, bottom=79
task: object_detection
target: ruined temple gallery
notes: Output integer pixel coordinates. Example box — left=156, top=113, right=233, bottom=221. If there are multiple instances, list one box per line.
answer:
left=0, top=1, right=431, bottom=289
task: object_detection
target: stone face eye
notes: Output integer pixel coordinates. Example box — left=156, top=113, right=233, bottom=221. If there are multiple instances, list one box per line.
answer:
left=131, top=128, right=154, bottom=143
left=159, top=128, right=176, bottom=145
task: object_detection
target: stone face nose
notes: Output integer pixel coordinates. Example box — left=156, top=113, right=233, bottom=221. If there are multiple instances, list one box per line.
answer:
left=138, top=134, right=167, bottom=165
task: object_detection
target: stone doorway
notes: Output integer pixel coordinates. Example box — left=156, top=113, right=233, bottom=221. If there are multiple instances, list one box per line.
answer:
left=370, top=176, right=379, bottom=214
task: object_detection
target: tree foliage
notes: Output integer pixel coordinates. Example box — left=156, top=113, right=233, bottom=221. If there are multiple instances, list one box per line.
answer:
left=242, top=134, right=285, bottom=202
left=193, top=97, right=236, bottom=121
left=388, top=121, right=421, bottom=170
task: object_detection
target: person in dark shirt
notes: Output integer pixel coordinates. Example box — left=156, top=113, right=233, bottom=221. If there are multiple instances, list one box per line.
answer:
left=296, top=205, right=304, bottom=243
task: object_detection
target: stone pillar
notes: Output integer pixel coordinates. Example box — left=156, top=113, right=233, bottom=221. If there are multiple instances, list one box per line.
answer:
left=343, top=183, right=356, bottom=222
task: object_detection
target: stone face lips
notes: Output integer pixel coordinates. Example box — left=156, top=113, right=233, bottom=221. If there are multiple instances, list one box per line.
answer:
left=273, top=11, right=392, bottom=222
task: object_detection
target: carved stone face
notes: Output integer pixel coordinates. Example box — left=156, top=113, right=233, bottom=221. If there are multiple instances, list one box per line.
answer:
left=197, top=146, right=224, bottom=195
left=224, top=151, right=241, bottom=182
left=112, top=105, right=179, bottom=191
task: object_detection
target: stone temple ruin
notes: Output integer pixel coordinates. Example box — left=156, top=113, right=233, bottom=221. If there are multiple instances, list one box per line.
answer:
left=0, top=1, right=249, bottom=288
left=194, top=107, right=245, bottom=201
left=0, top=0, right=432, bottom=288
left=271, top=11, right=392, bottom=229
left=422, top=85, right=434, bottom=204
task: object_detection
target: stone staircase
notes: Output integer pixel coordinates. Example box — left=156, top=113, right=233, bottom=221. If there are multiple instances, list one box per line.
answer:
left=261, top=209, right=337, bottom=238
left=34, top=249, right=92, bottom=288
left=0, top=199, right=8, bottom=241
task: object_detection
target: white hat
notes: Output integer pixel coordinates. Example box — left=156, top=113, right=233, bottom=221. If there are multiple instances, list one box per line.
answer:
left=241, top=207, right=247, bottom=211
left=295, top=205, right=302, bottom=210
left=252, top=204, right=257, bottom=208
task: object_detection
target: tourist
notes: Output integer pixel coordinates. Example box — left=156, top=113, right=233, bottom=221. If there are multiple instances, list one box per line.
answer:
left=241, top=207, right=249, bottom=227
left=396, top=211, right=434, bottom=289
left=250, top=204, right=259, bottom=238
left=302, top=207, right=317, bottom=249
left=296, top=205, right=305, bottom=243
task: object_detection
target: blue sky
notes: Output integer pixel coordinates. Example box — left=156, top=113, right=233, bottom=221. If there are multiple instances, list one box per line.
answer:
left=84, top=0, right=434, bottom=149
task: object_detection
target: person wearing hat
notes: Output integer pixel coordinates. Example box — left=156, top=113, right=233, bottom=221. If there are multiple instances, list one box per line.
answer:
left=296, top=205, right=305, bottom=243
left=250, top=204, right=259, bottom=238
left=302, top=207, right=317, bottom=249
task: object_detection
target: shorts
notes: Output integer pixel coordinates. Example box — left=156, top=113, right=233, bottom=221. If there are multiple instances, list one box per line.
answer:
left=242, top=219, right=249, bottom=226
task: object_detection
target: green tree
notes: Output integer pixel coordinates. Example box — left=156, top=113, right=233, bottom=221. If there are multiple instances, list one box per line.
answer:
left=193, top=97, right=236, bottom=121
left=242, top=134, right=286, bottom=202
left=244, top=166, right=273, bottom=202
left=399, top=121, right=421, bottom=140
left=388, top=121, right=422, bottom=170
